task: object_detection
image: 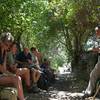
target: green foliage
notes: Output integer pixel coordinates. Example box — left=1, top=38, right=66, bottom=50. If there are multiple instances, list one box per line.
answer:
left=0, top=0, right=99, bottom=69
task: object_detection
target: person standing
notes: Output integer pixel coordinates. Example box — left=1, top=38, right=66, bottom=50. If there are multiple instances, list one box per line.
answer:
left=84, top=25, right=100, bottom=97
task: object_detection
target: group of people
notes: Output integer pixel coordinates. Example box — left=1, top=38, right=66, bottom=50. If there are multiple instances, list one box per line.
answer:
left=1, top=26, right=100, bottom=100
left=0, top=32, right=55, bottom=100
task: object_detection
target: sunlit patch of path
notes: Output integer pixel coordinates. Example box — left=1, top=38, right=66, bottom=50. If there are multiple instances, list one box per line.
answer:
left=25, top=70, right=100, bottom=100
left=25, top=90, right=85, bottom=100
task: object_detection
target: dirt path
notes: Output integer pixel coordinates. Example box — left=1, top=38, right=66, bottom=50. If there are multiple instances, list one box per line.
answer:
left=25, top=73, right=100, bottom=100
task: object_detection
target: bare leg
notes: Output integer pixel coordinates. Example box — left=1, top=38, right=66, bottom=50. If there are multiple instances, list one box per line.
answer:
left=16, top=68, right=31, bottom=89
left=0, top=75, right=25, bottom=100
left=31, top=69, right=41, bottom=83
left=0, top=64, right=6, bottom=73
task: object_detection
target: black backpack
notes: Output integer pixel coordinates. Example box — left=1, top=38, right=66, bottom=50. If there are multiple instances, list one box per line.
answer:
left=37, top=73, right=50, bottom=90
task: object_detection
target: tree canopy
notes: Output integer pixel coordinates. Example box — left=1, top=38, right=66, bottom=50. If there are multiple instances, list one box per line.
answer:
left=0, top=0, right=100, bottom=69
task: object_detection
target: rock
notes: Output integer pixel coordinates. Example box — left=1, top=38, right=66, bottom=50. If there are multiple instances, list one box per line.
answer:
left=0, top=87, right=17, bottom=100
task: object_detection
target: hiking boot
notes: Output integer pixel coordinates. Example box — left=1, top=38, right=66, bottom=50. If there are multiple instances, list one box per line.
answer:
left=82, top=91, right=92, bottom=99
left=32, top=86, right=41, bottom=93
left=28, top=84, right=41, bottom=93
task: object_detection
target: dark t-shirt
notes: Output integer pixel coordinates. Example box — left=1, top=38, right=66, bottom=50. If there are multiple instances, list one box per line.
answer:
left=16, top=51, right=32, bottom=68
left=0, top=49, right=6, bottom=65
left=0, top=55, right=4, bottom=64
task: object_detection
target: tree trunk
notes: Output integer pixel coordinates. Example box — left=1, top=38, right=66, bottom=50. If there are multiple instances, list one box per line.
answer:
left=71, top=33, right=85, bottom=75
left=15, top=33, right=23, bottom=52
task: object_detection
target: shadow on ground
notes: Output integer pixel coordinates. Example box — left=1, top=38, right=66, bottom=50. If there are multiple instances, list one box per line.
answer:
left=25, top=73, right=99, bottom=100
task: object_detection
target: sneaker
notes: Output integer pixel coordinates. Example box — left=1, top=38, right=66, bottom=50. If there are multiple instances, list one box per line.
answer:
left=29, top=86, right=42, bottom=93
left=82, top=91, right=92, bottom=99
left=33, top=86, right=41, bottom=92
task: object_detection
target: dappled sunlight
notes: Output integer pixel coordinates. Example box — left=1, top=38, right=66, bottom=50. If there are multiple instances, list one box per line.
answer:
left=48, top=90, right=84, bottom=100
left=58, top=63, right=72, bottom=75
left=68, top=92, right=84, bottom=97
left=24, top=70, right=98, bottom=100
left=48, top=91, right=67, bottom=100
left=49, top=98, right=58, bottom=100
left=58, top=67, right=71, bottom=75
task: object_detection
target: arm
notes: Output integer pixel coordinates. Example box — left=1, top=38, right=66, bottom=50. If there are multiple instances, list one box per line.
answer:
left=92, top=47, right=100, bottom=52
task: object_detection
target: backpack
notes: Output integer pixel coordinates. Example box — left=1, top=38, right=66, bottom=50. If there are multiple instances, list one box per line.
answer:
left=37, top=73, right=50, bottom=90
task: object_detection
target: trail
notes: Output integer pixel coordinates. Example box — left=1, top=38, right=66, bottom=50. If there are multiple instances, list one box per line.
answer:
left=25, top=72, right=100, bottom=100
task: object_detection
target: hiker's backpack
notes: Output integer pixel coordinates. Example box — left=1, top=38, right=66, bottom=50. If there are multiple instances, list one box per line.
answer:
left=37, top=73, right=50, bottom=90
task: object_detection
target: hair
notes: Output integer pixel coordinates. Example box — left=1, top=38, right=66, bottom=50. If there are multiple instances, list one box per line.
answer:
left=30, top=47, right=36, bottom=51
left=24, top=47, right=29, bottom=50
left=95, top=25, right=100, bottom=31
left=0, top=32, right=14, bottom=42
left=10, top=41, right=17, bottom=48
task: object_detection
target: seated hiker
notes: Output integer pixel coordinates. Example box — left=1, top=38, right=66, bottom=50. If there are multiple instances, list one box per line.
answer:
left=84, top=25, right=100, bottom=97
left=30, top=47, right=43, bottom=66
left=40, top=58, right=51, bottom=70
left=16, top=47, right=41, bottom=92
left=30, top=47, right=40, bottom=69
left=30, top=47, right=51, bottom=90
left=40, top=58, right=55, bottom=83
left=0, top=32, right=25, bottom=100
left=7, top=42, right=32, bottom=92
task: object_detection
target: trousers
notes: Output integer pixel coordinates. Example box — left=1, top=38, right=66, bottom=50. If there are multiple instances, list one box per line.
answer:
left=85, top=62, right=100, bottom=94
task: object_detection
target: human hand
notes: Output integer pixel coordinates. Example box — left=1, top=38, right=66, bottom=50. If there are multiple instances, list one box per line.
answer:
left=28, top=59, right=33, bottom=64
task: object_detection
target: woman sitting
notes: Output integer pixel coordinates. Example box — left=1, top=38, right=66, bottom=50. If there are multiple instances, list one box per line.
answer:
left=0, top=32, right=25, bottom=100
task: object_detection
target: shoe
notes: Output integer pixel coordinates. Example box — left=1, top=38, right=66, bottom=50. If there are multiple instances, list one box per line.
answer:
left=82, top=91, right=92, bottom=99
left=29, top=86, right=42, bottom=93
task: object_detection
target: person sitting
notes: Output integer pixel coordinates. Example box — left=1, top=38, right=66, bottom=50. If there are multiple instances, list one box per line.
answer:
left=7, top=42, right=32, bottom=92
left=16, top=47, right=41, bottom=92
left=30, top=48, right=51, bottom=90
left=30, top=47, right=43, bottom=66
left=40, top=58, right=55, bottom=83
left=84, top=25, right=100, bottom=97
left=40, top=58, right=50, bottom=70
left=0, top=32, right=25, bottom=100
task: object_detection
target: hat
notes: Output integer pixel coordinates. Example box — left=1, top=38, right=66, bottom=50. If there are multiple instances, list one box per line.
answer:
left=0, top=32, right=14, bottom=42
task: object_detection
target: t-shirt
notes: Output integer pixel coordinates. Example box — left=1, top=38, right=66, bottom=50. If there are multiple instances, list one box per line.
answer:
left=7, top=51, right=16, bottom=65
left=33, top=51, right=42, bottom=65
left=30, top=52, right=40, bottom=68
left=16, top=51, right=32, bottom=68
left=0, top=54, right=4, bottom=64
left=16, top=51, right=32, bottom=62
left=0, top=49, right=6, bottom=65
